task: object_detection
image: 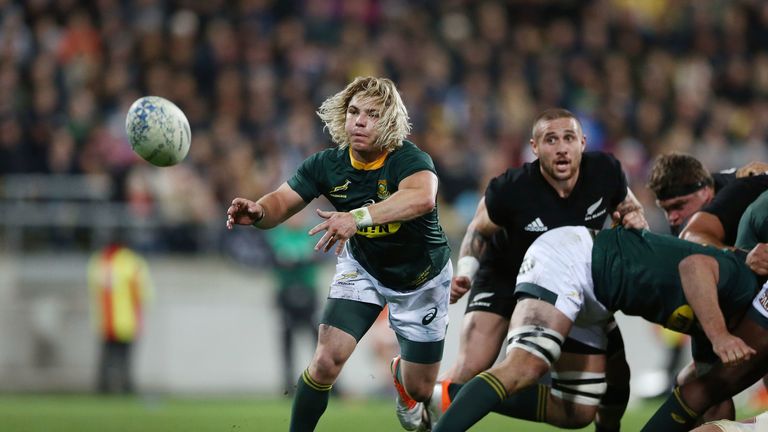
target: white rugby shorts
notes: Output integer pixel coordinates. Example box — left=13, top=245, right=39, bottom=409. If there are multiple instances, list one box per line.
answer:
left=329, top=246, right=451, bottom=343
left=515, top=226, right=613, bottom=350
left=751, top=282, right=768, bottom=323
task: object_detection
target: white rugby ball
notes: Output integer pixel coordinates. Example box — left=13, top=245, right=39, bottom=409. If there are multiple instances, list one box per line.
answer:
left=125, top=96, right=191, bottom=167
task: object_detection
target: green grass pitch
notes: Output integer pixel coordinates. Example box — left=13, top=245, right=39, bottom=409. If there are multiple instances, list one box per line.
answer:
left=0, top=394, right=671, bottom=431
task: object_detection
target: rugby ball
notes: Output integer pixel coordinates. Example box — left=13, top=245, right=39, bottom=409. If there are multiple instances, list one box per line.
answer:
left=125, top=96, right=191, bottom=167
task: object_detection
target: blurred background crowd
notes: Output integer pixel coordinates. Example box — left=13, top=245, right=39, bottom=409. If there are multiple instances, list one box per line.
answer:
left=2, top=0, right=768, bottom=257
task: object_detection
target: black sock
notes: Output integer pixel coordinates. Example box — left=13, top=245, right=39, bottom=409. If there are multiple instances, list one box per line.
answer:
left=640, top=386, right=698, bottom=432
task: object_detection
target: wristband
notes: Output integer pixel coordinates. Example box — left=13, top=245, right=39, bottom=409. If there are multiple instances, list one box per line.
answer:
left=251, top=208, right=265, bottom=227
left=350, top=207, right=373, bottom=229
left=456, top=256, right=480, bottom=282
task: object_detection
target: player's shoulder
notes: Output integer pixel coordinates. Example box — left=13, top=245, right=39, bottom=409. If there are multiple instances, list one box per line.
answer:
left=390, top=140, right=427, bottom=158
left=302, top=146, right=345, bottom=167
left=493, top=161, right=535, bottom=185
left=388, top=140, right=436, bottom=172
left=582, top=151, right=621, bottom=168
left=486, top=162, right=537, bottom=203
left=732, top=173, right=768, bottom=188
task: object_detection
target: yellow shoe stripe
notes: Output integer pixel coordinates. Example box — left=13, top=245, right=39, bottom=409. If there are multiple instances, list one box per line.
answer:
left=478, top=372, right=507, bottom=400
left=302, top=369, right=332, bottom=392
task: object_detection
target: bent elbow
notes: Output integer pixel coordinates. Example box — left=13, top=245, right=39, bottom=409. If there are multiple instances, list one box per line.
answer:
left=418, top=195, right=436, bottom=215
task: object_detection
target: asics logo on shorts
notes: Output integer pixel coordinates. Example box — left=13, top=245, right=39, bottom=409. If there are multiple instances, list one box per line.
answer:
left=422, top=307, right=438, bottom=325
left=524, top=218, right=548, bottom=232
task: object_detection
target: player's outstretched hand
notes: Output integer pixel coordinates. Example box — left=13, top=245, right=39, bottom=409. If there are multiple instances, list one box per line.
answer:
left=450, top=276, right=472, bottom=304
left=309, top=209, right=358, bottom=255
left=712, top=333, right=756, bottom=365
left=747, top=243, right=768, bottom=276
left=226, top=198, right=263, bottom=229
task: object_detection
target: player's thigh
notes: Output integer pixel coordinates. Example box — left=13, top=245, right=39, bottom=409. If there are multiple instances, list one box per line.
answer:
left=454, top=266, right=516, bottom=371
left=494, top=299, right=574, bottom=384
left=384, top=261, right=451, bottom=363
left=552, top=350, right=606, bottom=402
left=309, top=324, right=360, bottom=380
left=314, top=298, right=382, bottom=376
left=546, top=350, right=606, bottom=425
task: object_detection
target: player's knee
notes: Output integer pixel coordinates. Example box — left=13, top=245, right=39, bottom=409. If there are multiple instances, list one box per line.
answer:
left=549, top=402, right=596, bottom=428
left=499, top=353, right=551, bottom=391
left=311, top=350, right=347, bottom=382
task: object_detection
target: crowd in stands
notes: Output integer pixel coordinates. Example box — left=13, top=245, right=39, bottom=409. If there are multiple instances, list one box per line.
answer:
left=2, top=0, right=768, bottom=255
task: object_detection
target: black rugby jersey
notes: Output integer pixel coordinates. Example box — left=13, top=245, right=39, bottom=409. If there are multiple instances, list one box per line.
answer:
left=701, top=174, right=768, bottom=246
left=483, top=151, right=628, bottom=274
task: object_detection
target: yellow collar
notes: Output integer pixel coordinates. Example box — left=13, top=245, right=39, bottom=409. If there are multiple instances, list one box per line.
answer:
left=349, top=148, right=387, bottom=170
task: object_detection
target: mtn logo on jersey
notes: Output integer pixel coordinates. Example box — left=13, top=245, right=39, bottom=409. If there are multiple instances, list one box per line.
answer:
left=584, top=197, right=607, bottom=221
left=356, top=222, right=401, bottom=238
left=524, top=218, right=548, bottom=232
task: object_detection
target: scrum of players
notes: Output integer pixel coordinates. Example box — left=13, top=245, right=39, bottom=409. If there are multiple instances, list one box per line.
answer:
left=426, top=110, right=768, bottom=431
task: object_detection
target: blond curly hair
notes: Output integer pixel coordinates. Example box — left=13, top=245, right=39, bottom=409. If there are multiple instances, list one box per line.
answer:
left=317, top=76, right=411, bottom=152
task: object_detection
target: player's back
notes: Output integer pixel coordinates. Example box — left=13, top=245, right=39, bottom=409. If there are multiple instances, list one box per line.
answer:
left=592, top=228, right=758, bottom=333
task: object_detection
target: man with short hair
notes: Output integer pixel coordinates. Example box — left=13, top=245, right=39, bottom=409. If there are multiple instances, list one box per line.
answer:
left=227, top=76, right=451, bottom=431
left=428, top=108, right=647, bottom=431
left=647, top=153, right=768, bottom=245
left=648, top=153, right=768, bottom=418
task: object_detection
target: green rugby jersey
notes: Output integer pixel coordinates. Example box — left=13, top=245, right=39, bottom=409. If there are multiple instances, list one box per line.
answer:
left=736, top=190, right=768, bottom=250
left=592, top=228, right=758, bottom=333
left=287, top=141, right=451, bottom=291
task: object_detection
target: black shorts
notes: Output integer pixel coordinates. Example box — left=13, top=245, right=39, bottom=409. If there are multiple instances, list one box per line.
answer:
left=463, top=263, right=517, bottom=318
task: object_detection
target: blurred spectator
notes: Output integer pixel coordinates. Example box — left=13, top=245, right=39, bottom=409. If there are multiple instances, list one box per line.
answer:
left=87, top=238, right=153, bottom=394
left=263, top=209, right=321, bottom=396
left=4, top=0, right=768, bottom=247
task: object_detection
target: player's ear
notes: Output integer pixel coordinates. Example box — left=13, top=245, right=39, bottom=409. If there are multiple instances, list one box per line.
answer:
left=580, top=134, right=587, bottom=151
left=530, top=138, right=538, bottom=156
